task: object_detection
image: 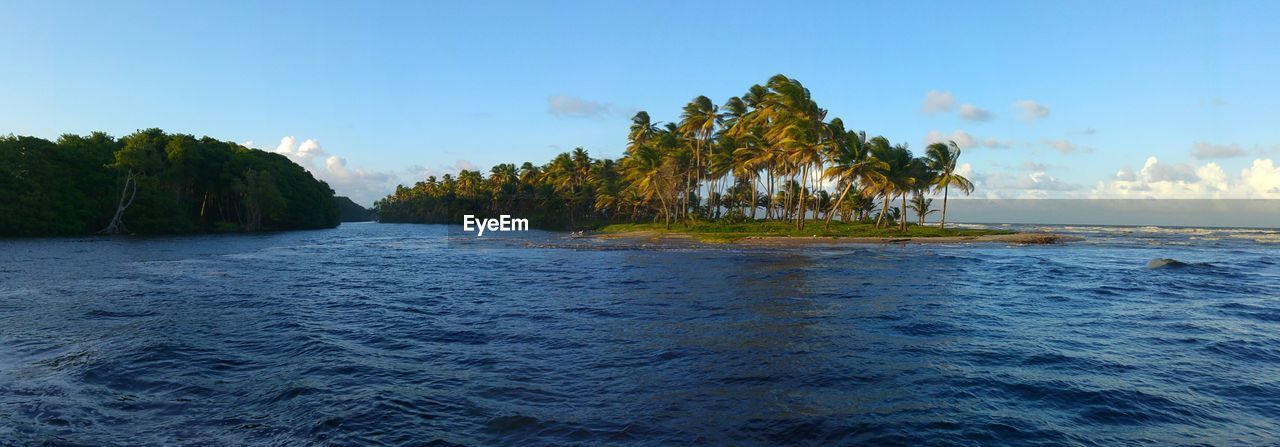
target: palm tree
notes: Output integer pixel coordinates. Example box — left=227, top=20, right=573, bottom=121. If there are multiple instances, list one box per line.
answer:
left=751, top=75, right=827, bottom=229
left=898, top=156, right=929, bottom=231
left=866, top=137, right=896, bottom=228
left=372, top=75, right=981, bottom=232
left=456, top=170, right=484, bottom=197
left=678, top=95, right=721, bottom=218
left=822, top=130, right=887, bottom=230
left=708, top=134, right=735, bottom=218
left=628, top=111, right=660, bottom=154
left=729, top=129, right=765, bottom=220
left=488, top=163, right=518, bottom=210
left=908, top=193, right=937, bottom=225
left=926, top=141, right=975, bottom=229
left=866, top=141, right=915, bottom=231
left=622, top=145, right=677, bottom=228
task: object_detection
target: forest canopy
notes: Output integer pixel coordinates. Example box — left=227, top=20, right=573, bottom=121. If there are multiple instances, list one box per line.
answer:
left=0, top=129, right=340, bottom=236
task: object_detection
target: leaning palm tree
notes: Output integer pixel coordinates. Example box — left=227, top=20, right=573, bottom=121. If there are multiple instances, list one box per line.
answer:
left=731, top=129, right=767, bottom=220
left=622, top=145, right=677, bottom=228
left=627, top=111, right=660, bottom=154
left=898, top=157, right=930, bottom=231
left=867, top=137, right=905, bottom=229
left=754, top=74, right=827, bottom=229
left=678, top=96, right=721, bottom=217
left=926, top=140, right=975, bottom=229
left=707, top=134, right=736, bottom=218
left=822, top=130, right=888, bottom=230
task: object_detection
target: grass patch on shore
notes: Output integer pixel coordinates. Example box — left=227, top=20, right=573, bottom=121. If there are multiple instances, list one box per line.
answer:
left=599, top=220, right=1015, bottom=243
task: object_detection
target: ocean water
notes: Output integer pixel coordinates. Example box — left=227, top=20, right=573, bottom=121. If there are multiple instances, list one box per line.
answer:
left=1, top=223, right=1278, bottom=445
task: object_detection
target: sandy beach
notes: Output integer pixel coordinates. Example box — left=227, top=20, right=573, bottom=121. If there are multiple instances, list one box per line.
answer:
left=594, top=230, right=1082, bottom=246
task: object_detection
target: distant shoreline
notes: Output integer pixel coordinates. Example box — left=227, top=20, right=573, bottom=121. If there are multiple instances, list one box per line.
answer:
left=591, top=221, right=1080, bottom=245
left=594, top=230, right=1079, bottom=246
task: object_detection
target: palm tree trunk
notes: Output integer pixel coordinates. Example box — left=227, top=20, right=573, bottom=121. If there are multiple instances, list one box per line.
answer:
left=876, top=191, right=890, bottom=228
left=824, top=180, right=855, bottom=231
left=941, top=185, right=949, bottom=230
left=815, top=161, right=824, bottom=222
left=795, top=165, right=807, bottom=230
left=766, top=169, right=775, bottom=221
left=900, top=193, right=908, bottom=231
left=657, top=191, right=671, bottom=230
left=750, top=175, right=759, bottom=220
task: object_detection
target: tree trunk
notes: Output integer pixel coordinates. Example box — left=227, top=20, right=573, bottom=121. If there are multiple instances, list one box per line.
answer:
left=940, top=185, right=949, bottom=230
left=751, top=175, right=759, bottom=220
left=766, top=169, right=775, bottom=221
left=795, top=166, right=807, bottom=230
left=900, top=193, right=908, bottom=232
left=876, top=191, right=890, bottom=228
left=657, top=188, right=671, bottom=230
left=824, top=180, right=855, bottom=231
left=199, top=191, right=209, bottom=226
left=100, top=170, right=138, bottom=235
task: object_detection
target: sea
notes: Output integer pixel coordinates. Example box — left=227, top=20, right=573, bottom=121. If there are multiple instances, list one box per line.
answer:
left=1, top=222, right=1277, bottom=445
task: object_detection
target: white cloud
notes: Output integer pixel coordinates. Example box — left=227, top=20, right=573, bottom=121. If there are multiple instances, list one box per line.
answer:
left=258, top=136, right=399, bottom=206
left=1139, top=156, right=1198, bottom=183
left=400, top=160, right=480, bottom=181
left=1012, top=100, right=1050, bottom=122
left=274, top=136, right=328, bottom=163
left=322, top=156, right=394, bottom=204
left=957, top=104, right=992, bottom=122
left=925, top=130, right=1010, bottom=150
left=1042, top=139, right=1079, bottom=154
left=926, top=130, right=975, bottom=148
left=547, top=94, right=635, bottom=119
left=401, top=165, right=438, bottom=181
left=1092, top=156, right=1280, bottom=198
left=1241, top=159, right=1280, bottom=194
left=982, top=138, right=1012, bottom=149
left=948, top=164, right=1076, bottom=199
left=1020, top=171, right=1081, bottom=191
left=1191, top=142, right=1247, bottom=159
left=1113, top=168, right=1137, bottom=182
left=1020, top=161, right=1049, bottom=171
left=920, top=90, right=955, bottom=115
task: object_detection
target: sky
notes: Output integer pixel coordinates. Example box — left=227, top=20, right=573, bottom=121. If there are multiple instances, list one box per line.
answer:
left=3, top=0, right=1280, bottom=206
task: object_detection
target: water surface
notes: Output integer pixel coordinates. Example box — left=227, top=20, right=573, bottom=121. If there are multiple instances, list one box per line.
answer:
left=1, top=223, right=1278, bottom=445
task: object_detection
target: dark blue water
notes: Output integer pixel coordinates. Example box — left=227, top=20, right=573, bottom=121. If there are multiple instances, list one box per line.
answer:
left=2, top=223, right=1278, bottom=445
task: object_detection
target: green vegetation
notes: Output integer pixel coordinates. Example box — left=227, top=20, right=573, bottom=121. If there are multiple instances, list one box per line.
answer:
left=377, top=75, right=975, bottom=232
left=0, top=129, right=340, bottom=236
left=599, top=221, right=1012, bottom=243
left=335, top=196, right=375, bottom=222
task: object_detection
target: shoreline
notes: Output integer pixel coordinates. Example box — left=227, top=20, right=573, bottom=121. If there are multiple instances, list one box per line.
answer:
left=593, top=230, right=1081, bottom=246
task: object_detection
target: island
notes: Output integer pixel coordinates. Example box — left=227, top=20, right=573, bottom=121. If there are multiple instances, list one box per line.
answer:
left=376, top=75, right=1069, bottom=244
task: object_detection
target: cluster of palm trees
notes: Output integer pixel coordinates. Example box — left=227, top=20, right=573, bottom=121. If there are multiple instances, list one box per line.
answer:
left=375, top=75, right=974, bottom=231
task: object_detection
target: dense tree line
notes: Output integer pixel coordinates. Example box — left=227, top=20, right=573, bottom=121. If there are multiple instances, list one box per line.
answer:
left=335, top=196, right=375, bottom=222
left=0, top=129, right=340, bottom=236
left=376, top=75, right=975, bottom=231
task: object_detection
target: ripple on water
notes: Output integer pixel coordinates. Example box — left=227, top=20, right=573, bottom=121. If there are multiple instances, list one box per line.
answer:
left=1, top=224, right=1279, bottom=445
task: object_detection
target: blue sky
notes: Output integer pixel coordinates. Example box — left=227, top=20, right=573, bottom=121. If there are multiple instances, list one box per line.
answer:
left=3, top=0, right=1279, bottom=205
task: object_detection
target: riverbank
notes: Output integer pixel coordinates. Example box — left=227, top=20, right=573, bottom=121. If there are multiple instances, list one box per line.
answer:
left=595, top=222, right=1079, bottom=245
